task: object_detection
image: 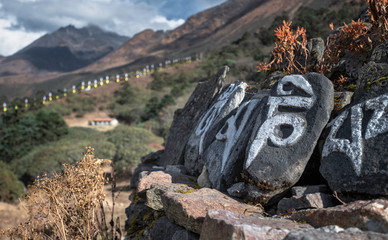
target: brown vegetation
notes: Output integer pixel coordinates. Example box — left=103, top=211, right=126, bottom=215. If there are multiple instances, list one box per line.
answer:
left=0, top=147, right=121, bottom=240
left=257, top=20, right=308, bottom=74
left=257, top=0, right=388, bottom=91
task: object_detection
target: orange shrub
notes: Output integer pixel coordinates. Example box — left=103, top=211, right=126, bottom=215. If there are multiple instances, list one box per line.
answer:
left=367, top=0, right=388, bottom=41
left=324, top=19, right=370, bottom=67
left=257, top=21, right=309, bottom=74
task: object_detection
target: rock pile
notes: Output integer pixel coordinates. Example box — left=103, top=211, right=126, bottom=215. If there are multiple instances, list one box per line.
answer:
left=125, top=57, right=388, bottom=239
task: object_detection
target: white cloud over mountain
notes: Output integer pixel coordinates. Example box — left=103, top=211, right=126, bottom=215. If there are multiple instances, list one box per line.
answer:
left=0, top=0, right=226, bottom=56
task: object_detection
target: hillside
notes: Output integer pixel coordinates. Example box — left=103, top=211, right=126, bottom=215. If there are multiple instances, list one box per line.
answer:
left=0, top=0, right=366, bottom=99
left=2, top=0, right=388, bottom=238
left=81, top=0, right=363, bottom=72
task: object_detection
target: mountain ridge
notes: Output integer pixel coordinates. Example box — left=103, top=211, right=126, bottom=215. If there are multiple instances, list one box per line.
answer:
left=0, top=24, right=129, bottom=74
left=0, top=0, right=365, bottom=98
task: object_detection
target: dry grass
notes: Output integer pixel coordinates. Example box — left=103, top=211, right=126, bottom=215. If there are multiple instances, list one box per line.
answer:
left=0, top=147, right=122, bottom=240
left=0, top=202, right=28, bottom=240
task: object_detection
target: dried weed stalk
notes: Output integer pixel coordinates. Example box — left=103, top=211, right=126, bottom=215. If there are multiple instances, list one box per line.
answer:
left=0, top=147, right=116, bottom=240
left=324, top=20, right=370, bottom=69
left=257, top=20, right=309, bottom=74
left=367, top=0, right=388, bottom=41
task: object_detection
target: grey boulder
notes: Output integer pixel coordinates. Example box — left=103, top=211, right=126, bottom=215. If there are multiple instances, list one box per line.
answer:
left=184, top=81, right=247, bottom=175
left=243, top=73, right=334, bottom=204
left=320, top=92, right=388, bottom=196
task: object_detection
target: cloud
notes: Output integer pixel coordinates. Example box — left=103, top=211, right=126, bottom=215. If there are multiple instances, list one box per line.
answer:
left=0, top=16, right=45, bottom=56
left=151, top=16, right=185, bottom=29
left=0, top=0, right=226, bottom=56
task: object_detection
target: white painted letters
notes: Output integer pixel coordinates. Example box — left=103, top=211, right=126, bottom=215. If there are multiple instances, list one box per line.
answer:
left=194, top=82, right=247, bottom=155
left=245, top=75, right=315, bottom=169
left=322, top=93, right=388, bottom=176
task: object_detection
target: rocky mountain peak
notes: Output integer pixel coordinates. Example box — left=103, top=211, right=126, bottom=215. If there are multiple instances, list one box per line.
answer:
left=2, top=24, right=129, bottom=73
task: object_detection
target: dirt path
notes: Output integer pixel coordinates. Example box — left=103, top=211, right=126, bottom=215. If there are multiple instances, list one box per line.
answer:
left=0, top=202, right=28, bottom=239
left=103, top=180, right=133, bottom=234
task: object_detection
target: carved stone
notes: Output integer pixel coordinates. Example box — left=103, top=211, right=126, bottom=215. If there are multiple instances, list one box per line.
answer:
left=202, top=90, right=270, bottom=189
left=160, top=66, right=229, bottom=166
left=244, top=73, right=334, bottom=204
left=184, top=81, right=247, bottom=175
left=320, top=92, right=388, bottom=196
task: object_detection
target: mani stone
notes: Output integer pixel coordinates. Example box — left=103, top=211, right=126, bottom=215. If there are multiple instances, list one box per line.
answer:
left=203, top=90, right=271, bottom=190
left=184, top=81, right=247, bottom=176
left=243, top=73, right=334, bottom=204
left=161, top=66, right=229, bottom=167
left=320, top=92, right=388, bottom=196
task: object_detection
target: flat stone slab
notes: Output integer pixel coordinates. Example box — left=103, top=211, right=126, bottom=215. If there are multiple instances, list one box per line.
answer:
left=285, top=226, right=388, bottom=240
left=290, top=199, right=388, bottom=233
left=161, top=188, right=263, bottom=234
left=244, top=73, right=334, bottom=204
left=137, top=171, right=172, bottom=193
left=320, top=92, right=388, bottom=196
left=291, top=185, right=329, bottom=196
left=200, top=209, right=312, bottom=240
left=146, top=183, right=197, bottom=211
left=277, top=193, right=335, bottom=214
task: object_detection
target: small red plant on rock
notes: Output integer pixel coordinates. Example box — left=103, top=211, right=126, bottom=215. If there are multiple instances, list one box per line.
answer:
left=257, top=21, right=309, bottom=74
left=324, top=19, right=370, bottom=67
left=367, top=0, right=388, bottom=41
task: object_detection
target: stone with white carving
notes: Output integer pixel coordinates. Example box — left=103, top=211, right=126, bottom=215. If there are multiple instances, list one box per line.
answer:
left=320, top=92, right=388, bottom=196
left=202, top=90, right=270, bottom=189
left=244, top=73, right=334, bottom=204
left=161, top=66, right=229, bottom=167
left=184, top=81, right=247, bottom=175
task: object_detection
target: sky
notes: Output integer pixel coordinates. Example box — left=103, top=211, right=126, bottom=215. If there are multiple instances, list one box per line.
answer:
left=0, top=0, right=227, bottom=56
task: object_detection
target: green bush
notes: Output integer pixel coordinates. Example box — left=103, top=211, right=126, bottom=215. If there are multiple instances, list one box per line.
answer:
left=11, top=127, right=115, bottom=184
left=47, top=102, right=73, bottom=116
left=105, top=125, right=163, bottom=175
left=141, top=93, right=176, bottom=121
left=110, top=82, right=148, bottom=123
left=0, top=108, right=68, bottom=162
left=149, top=70, right=170, bottom=90
left=292, top=2, right=367, bottom=39
left=0, top=161, right=24, bottom=202
left=11, top=125, right=162, bottom=184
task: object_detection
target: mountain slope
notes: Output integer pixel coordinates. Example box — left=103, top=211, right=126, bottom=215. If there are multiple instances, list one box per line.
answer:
left=81, top=0, right=265, bottom=72
left=82, top=0, right=353, bottom=72
left=0, top=0, right=365, bottom=99
left=0, top=25, right=128, bottom=75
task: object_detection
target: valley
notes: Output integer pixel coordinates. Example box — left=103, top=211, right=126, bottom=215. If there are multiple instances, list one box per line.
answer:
left=0, top=0, right=378, bottom=239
